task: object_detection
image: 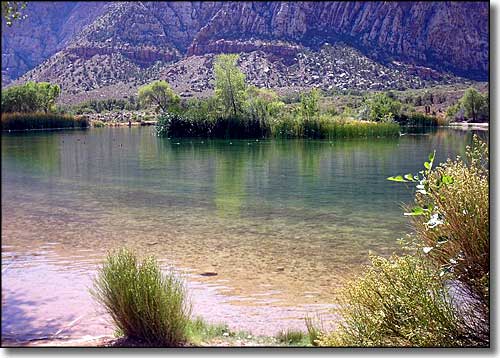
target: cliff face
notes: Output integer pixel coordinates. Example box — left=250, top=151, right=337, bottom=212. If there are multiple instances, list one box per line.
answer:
left=1, top=1, right=489, bottom=88
left=1, top=2, right=108, bottom=85
left=187, top=1, right=488, bottom=79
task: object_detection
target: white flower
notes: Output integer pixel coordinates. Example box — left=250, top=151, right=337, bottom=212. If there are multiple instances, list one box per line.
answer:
left=427, top=213, right=444, bottom=228
left=423, top=247, right=433, bottom=254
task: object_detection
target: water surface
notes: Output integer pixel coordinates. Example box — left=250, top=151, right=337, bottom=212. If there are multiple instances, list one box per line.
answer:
left=1, top=127, right=485, bottom=341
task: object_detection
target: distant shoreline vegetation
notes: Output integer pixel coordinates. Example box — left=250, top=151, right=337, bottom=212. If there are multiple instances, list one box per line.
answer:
left=141, top=54, right=485, bottom=140
left=1, top=81, right=88, bottom=130
left=1, top=112, right=88, bottom=131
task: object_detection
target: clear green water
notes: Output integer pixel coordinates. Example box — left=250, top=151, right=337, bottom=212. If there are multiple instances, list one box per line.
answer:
left=1, top=127, right=487, bottom=340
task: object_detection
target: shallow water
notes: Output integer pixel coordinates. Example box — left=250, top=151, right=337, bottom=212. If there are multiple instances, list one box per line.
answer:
left=1, top=127, right=486, bottom=342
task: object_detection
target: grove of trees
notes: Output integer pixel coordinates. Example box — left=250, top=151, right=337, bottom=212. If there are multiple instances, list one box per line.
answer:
left=1, top=82, right=61, bottom=113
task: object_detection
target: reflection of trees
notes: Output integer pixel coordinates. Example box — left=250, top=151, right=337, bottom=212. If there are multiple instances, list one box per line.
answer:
left=2, top=132, right=61, bottom=175
left=214, top=149, right=247, bottom=218
left=137, top=128, right=489, bottom=218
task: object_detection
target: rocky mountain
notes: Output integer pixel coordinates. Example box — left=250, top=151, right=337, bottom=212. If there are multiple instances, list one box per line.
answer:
left=2, top=1, right=488, bottom=103
left=1, top=2, right=108, bottom=85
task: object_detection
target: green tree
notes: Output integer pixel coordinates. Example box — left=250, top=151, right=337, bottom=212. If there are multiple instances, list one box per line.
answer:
left=299, top=88, right=320, bottom=120
left=1, top=82, right=38, bottom=112
left=138, top=80, right=180, bottom=113
left=246, top=86, right=283, bottom=120
left=214, top=54, right=247, bottom=118
left=2, top=1, right=27, bottom=26
left=461, top=87, right=487, bottom=122
left=1, top=81, right=61, bottom=113
left=365, top=92, right=402, bottom=122
left=37, top=82, right=61, bottom=113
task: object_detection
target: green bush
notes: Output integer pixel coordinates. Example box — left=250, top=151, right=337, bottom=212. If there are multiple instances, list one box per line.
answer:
left=408, top=136, right=489, bottom=339
left=1, top=112, right=88, bottom=130
left=91, top=248, right=191, bottom=346
left=363, top=92, right=402, bottom=122
left=318, top=255, right=475, bottom=347
left=1, top=81, right=60, bottom=113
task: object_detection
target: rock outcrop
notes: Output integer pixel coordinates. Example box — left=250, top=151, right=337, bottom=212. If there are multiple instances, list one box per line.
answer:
left=2, top=1, right=488, bottom=92
left=187, top=2, right=488, bottom=80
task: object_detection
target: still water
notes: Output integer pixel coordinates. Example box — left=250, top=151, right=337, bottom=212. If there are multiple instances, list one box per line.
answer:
left=1, top=127, right=486, bottom=342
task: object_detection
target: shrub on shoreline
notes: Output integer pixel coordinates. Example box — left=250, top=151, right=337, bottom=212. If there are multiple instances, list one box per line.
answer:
left=1, top=112, right=88, bottom=130
left=91, top=248, right=191, bottom=347
left=319, top=135, right=489, bottom=347
left=318, top=255, right=475, bottom=347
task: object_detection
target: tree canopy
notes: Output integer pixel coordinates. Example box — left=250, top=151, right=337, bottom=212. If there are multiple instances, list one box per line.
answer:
left=1, top=82, right=61, bottom=113
left=138, top=80, right=180, bottom=113
left=214, top=54, right=247, bottom=118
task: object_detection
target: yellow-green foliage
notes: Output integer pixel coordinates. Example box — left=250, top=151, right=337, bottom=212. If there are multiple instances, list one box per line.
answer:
left=91, top=248, right=191, bottom=346
left=138, top=80, right=180, bottom=113
left=1, top=112, right=88, bottom=130
left=411, top=136, right=489, bottom=319
left=318, top=255, right=470, bottom=347
left=271, top=115, right=399, bottom=139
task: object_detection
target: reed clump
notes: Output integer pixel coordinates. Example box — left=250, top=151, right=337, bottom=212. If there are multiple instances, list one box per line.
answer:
left=91, top=248, right=191, bottom=347
left=1, top=112, right=88, bottom=130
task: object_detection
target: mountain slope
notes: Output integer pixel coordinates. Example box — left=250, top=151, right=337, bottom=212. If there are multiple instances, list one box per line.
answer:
left=2, top=1, right=488, bottom=103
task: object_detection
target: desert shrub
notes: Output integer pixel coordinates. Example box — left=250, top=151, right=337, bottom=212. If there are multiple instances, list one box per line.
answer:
left=385, top=134, right=489, bottom=345
left=407, top=136, right=489, bottom=339
left=1, top=112, right=88, bottom=130
left=91, top=248, right=191, bottom=346
left=318, top=255, right=475, bottom=347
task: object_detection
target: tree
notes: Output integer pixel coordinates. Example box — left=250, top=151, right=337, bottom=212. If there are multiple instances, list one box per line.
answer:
left=1, top=81, right=60, bottom=113
left=461, top=87, right=487, bottom=122
left=214, top=54, right=247, bottom=118
left=37, top=82, right=61, bottom=113
left=2, top=1, right=27, bottom=26
left=365, top=92, right=402, bottom=122
left=299, top=88, right=320, bottom=120
left=138, top=80, right=180, bottom=113
left=246, top=86, right=280, bottom=121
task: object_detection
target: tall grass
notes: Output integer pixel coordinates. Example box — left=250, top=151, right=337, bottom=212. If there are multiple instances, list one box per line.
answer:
left=91, top=248, right=191, bottom=346
left=157, top=112, right=399, bottom=139
left=156, top=112, right=271, bottom=139
left=1, top=112, right=88, bottom=130
left=271, top=115, right=400, bottom=139
left=318, top=255, right=477, bottom=347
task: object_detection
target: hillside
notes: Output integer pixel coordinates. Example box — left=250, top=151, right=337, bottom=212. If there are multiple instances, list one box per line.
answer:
left=2, top=1, right=488, bottom=104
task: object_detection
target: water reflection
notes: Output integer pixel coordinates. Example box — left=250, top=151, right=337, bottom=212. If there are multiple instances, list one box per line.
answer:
left=1, top=126, right=488, bottom=341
